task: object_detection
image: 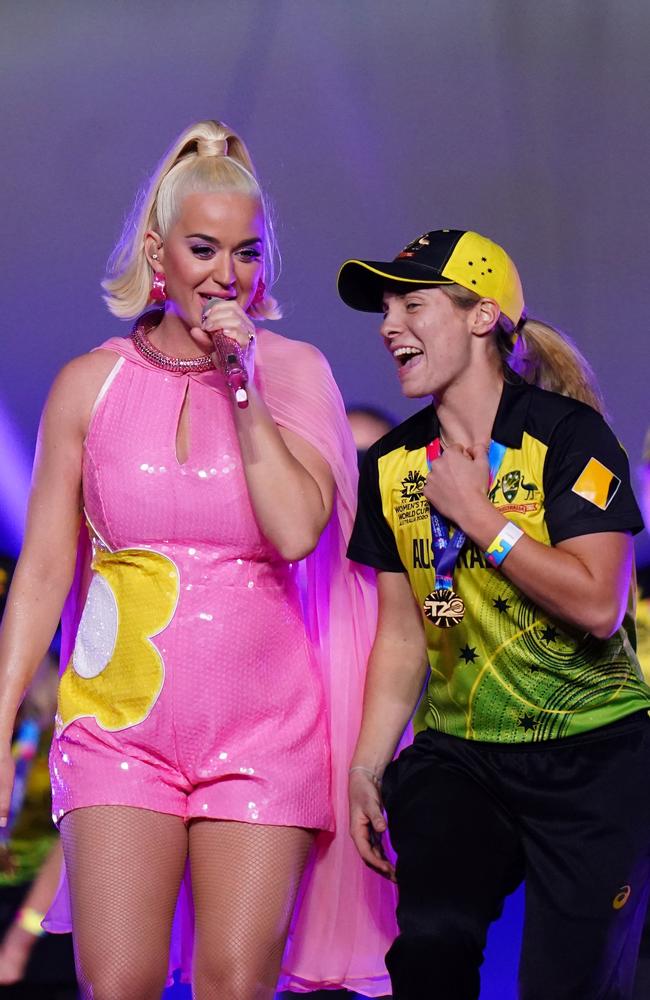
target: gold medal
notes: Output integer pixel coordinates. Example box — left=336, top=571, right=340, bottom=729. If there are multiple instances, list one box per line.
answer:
left=423, top=588, right=465, bottom=628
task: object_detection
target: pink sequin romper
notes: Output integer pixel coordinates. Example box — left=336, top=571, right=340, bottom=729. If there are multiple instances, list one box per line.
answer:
left=50, top=338, right=332, bottom=830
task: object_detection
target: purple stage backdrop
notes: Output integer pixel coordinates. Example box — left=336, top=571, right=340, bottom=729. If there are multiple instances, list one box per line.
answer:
left=0, top=1, right=648, bottom=557
left=1, top=5, right=649, bottom=996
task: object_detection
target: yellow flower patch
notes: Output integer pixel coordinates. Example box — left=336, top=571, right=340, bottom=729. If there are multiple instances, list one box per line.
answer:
left=57, top=546, right=179, bottom=733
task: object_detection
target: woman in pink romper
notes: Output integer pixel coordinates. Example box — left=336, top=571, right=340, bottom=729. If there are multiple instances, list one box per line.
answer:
left=0, top=121, right=397, bottom=998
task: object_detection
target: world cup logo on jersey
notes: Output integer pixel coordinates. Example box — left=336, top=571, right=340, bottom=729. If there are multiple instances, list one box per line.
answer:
left=401, top=470, right=426, bottom=502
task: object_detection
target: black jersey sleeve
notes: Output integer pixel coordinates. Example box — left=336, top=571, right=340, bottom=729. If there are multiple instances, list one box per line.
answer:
left=347, top=445, right=405, bottom=571
left=543, top=405, right=643, bottom=544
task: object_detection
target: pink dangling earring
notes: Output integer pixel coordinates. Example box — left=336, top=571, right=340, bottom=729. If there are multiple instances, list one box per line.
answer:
left=150, top=270, right=167, bottom=304
left=252, top=278, right=266, bottom=305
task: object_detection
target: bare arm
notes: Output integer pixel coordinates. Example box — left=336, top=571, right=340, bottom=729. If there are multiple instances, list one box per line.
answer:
left=194, top=309, right=335, bottom=561
left=463, top=501, right=631, bottom=640
left=349, top=571, right=429, bottom=877
left=0, top=352, right=117, bottom=816
left=0, top=839, right=63, bottom=984
left=231, top=382, right=334, bottom=561
left=426, top=444, right=633, bottom=639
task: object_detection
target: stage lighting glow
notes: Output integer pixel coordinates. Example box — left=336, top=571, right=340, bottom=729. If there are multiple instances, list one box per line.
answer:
left=0, top=399, right=31, bottom=553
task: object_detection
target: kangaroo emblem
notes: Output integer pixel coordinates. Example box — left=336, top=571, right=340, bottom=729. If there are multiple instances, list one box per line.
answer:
left=488, top=478, right=501, bottom=503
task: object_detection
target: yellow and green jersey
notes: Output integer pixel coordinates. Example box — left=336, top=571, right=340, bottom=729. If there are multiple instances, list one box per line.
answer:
left=348, top=376, right=649, bottom=743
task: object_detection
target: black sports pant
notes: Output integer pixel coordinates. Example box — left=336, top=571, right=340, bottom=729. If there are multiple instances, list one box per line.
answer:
left=382, top=712, right=650, bottom=1000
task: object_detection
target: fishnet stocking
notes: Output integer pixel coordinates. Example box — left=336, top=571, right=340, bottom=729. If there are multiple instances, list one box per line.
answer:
left=189, top=820, right=314, bottom=1000
left=60, top=805, right=187, bottom=1000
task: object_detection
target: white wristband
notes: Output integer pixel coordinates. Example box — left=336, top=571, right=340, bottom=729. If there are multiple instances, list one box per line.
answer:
left=485, top=521, right=524, bottom=567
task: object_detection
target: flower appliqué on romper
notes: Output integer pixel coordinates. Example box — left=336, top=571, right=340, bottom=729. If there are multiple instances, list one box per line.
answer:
left=56, top=540, right=180, bottom=734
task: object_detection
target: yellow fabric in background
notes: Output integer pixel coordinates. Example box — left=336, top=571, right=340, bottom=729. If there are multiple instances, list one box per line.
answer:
left=637, top=595, right=650, bottom=685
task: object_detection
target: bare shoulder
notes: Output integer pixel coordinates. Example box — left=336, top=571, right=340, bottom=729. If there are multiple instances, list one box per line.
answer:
left=43, top=348, right=123, bottom=436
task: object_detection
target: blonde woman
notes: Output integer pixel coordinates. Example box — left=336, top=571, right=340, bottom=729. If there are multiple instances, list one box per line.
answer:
left=340, top=228, right=650, bottom=1000
left=0, top=121, right=395, bottom=999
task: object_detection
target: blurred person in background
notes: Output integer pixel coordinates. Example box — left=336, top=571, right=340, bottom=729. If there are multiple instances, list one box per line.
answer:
left=346, top=405, right=396, bottom=469
left=0, top=555, right=75, bottom=997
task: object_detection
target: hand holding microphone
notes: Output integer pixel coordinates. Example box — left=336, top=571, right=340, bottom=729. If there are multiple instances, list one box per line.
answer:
left=199, top=297, right=256, bottom=409
left=211, top=332, right=250, bottom=408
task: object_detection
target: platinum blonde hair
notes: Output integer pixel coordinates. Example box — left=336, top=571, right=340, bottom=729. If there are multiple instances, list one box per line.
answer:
left=102, top=120, right=281, bottom=321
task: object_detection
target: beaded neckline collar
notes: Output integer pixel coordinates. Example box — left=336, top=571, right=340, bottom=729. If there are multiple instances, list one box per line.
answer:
left=130, top=312, right=214, bottom=374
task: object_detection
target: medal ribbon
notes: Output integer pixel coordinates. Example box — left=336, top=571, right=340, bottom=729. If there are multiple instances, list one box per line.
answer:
left=425, top=438, right=507, bottom=591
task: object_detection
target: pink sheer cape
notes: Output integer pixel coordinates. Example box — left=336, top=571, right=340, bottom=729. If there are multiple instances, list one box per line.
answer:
left=44, top=329, right=398, bottom=996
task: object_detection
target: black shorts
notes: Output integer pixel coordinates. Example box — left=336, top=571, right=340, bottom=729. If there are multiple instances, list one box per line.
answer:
left=382, top=711, right=650, bottom=1000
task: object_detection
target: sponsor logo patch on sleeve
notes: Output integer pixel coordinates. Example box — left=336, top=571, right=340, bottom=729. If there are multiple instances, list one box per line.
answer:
left=571, top=457, right=621, bottom=510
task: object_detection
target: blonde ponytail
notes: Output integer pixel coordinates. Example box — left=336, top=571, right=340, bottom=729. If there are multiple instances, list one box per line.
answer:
left=102, top=120, right=281, bottom=321
left=441, top=284, right=606, bottom=415
left=503, top=319, right=606, bottom=415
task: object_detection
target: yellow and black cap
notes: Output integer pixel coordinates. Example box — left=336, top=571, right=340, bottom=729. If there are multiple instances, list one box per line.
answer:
left=337, top=228, right=525, bottom=325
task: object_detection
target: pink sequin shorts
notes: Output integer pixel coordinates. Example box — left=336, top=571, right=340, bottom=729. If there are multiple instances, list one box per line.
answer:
left=50, top=554, right=333, bottom=832
left=49, top=715, right=332, bottom=829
